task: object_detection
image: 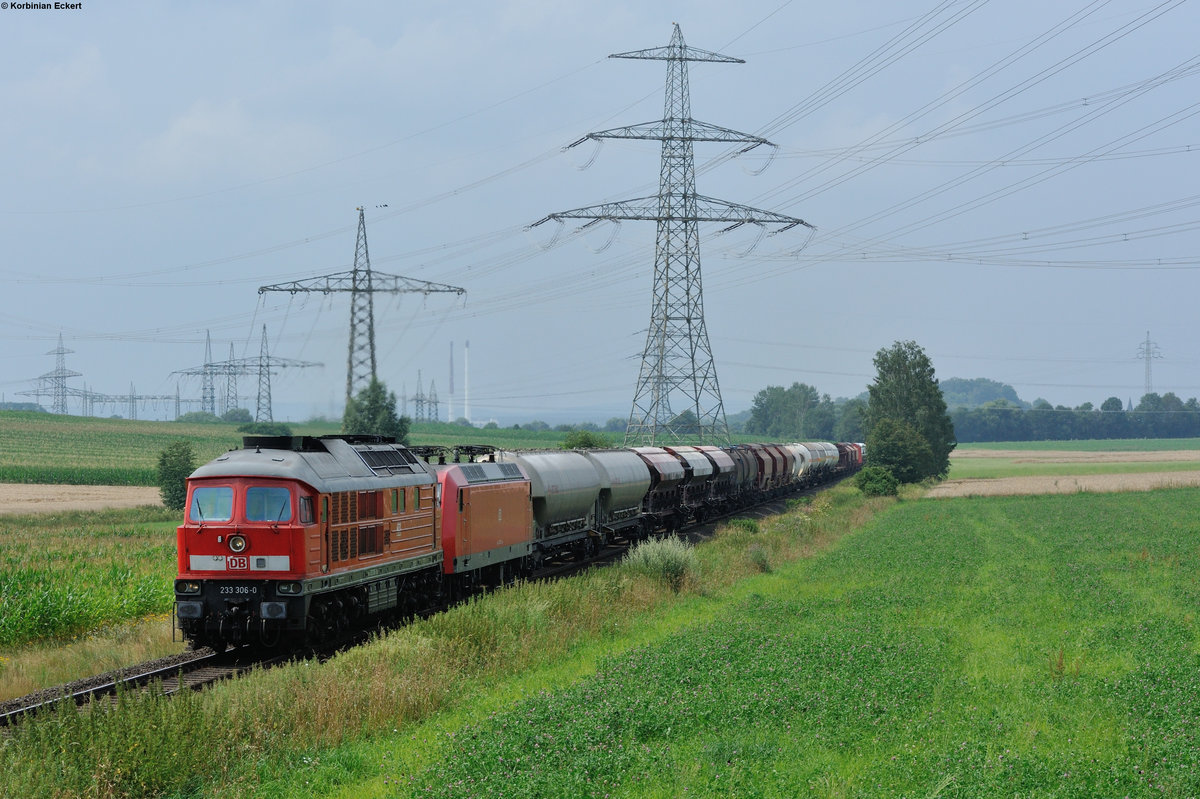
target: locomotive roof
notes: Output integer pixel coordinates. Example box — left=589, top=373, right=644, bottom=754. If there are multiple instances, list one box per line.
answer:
left=189, top=435, right=435, bottom=492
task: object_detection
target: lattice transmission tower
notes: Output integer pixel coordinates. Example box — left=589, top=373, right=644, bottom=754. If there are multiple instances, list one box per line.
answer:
left=259, top=207, right=466, bottom=409
left=38, top=333, right=82, bottom=414
left=172, top=327, right=320, bottom=422
left=534, top=24, right=812, bottom=446
left=1137, top=330, right=1163, bottom=398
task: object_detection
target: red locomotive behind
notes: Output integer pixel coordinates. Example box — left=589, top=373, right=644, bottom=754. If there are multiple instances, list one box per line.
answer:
left=174, top=434, right=862, bottom=651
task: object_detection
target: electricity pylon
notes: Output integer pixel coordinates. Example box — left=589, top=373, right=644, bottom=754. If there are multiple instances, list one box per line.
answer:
left=259, top=207, right=465, bottom=408
left=172, top=327, right=320, bottom=422
left=38, top=334, right=82, bottom=414
left=1137, top=331, right=1163, bottom=398
left=533, top=24, right=812, bottom=446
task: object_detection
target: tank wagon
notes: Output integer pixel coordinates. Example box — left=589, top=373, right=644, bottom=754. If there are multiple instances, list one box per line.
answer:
left=175, top=435, right=863, bottom=650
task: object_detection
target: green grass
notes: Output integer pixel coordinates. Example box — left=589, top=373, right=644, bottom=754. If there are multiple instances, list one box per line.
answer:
left=0, top=506, right=179, bottom=647
left=390, top=489, right=1200, bottom=797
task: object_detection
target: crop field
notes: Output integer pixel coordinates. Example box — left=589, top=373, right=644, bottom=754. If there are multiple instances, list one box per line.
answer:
left=0, top=412, right=249, bottom=485
left=0, top=506, right=179, bottom=649
left=4, top=485, right=1200, bottom=797
left=947, top=448, right=1200, bottom=480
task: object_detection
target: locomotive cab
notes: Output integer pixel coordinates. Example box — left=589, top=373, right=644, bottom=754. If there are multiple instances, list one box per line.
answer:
left=175, top=476, right=316, bottom=648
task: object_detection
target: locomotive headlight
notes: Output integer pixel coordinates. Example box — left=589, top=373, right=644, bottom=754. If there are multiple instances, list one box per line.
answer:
left=228, top=535, right=248, bottom=553
left=175, top=580, right=201, bottom=594
left=276, top=582, right=302, bottom=595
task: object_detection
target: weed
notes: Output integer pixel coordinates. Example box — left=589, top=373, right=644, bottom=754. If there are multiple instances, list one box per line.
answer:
left=622, top=536, right=698, bottom=593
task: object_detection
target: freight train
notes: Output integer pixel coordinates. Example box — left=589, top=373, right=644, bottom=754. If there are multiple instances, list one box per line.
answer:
left=174, top=435, right=863, bottom=651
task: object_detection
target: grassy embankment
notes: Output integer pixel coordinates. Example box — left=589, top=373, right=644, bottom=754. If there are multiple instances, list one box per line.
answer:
left=4, top=484, right=1200, bottom=797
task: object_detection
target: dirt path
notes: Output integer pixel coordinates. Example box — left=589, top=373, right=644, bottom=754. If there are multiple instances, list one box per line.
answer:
left=0, top=484, right=163, bottom=516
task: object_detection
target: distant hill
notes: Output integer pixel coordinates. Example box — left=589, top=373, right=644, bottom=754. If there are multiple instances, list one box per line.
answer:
left=941, top=377, right=1028, bottom=410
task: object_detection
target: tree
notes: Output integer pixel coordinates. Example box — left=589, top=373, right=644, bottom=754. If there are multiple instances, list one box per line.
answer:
left=746, top=382, right=820, bottom=438
left=157, top=441, right=195, bottom=511
left=561, top=430, right=611, bottom=449
left=176, top=411, right=221, bottom=424
left=342, top=378, right=409, bottom=443
left=220, top=408, right=253, bottom=423
left=867, top=417, right=935, bottom=484
left=1100, top=396, right=1124, bottom=412
left=940, top=377, right=1026, bottom=409
left=834, top=397, right=867, bottom=441
left=866, top=340, right=955, bottom=479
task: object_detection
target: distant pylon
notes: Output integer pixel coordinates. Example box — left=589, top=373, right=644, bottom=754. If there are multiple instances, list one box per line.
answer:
left=224, top=343, right=238, bottom=416
left=41, top=333, right=82, bottom=414
left=429, top=380, right=439, bottom=423
left=413, top=370, right=426, bottom=422
left=534, top=24, right=811, bottom=445
left=256, top=326, right=272, bottom=422
left=259, top=207, right=465, bottom=408
left=1137, top=330, right=1163, bottom=398
left=201, top=331, right=216, bottom=415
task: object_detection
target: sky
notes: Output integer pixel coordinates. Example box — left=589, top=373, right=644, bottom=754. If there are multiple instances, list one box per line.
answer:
left=2, top=0, right=1199, bottom=424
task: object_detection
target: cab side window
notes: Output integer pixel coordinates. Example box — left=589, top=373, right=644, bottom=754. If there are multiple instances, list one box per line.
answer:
left=299, top=496, right=314, bottom=525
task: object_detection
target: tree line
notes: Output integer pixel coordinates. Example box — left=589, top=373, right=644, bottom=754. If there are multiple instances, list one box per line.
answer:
left=951, top=393, right=1200, bottom=442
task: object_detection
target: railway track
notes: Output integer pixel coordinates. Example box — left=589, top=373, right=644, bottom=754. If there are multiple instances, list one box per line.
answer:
left=0, top=491, right=818, bottom=729
left=0, top=648, right=297, bottom=728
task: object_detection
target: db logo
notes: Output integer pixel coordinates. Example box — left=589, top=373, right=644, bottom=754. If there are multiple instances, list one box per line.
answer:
left=227, top=556, right=249, bottom=570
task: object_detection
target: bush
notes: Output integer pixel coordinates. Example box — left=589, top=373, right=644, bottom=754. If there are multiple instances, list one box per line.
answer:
left=561, top=430, right=611, bottom=449
left=856, top=465, right=899, bottom=497
left=157, top=441, right=196, bottom=510
left=622, top=536, right=698, bottom=593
